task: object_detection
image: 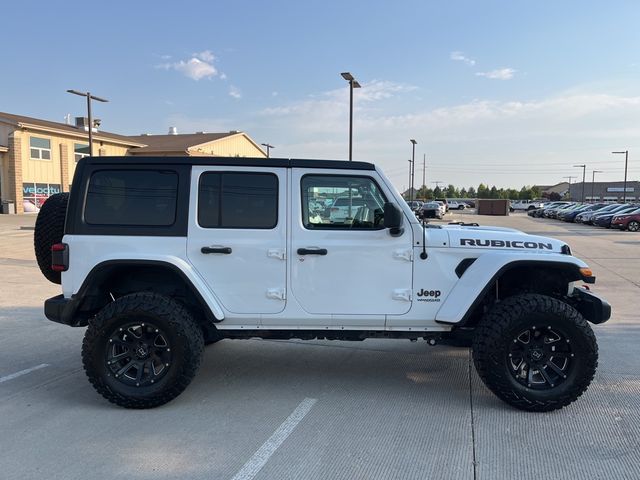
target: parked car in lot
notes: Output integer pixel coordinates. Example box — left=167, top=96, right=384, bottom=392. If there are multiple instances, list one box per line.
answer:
left=592, top=205, right=639, bottom=228
left=329, top=196, right=366, bottom=223
left=546, top=203, right=580, bottom=219
left=435, top=198, right=449, bottom=212
left=560, top=203, right=607, bottom=223
left=420, top=201, right=443, bottom=219
left=611, top=208, right=640, bottom=231
left=510, top=200, right=545, bottom=212
left=529, top=201, right=571, bottom=217
left=446, top=200, right=466, bottom=210
left=35, top=155, right=611, bottom=412
left=406, top=200, right=423, bottom=212
left=575, top=203, right=621, bottom=224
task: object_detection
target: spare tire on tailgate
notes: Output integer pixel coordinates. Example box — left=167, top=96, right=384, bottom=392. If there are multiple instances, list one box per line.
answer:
left=34, top=192, right=69, bottom=284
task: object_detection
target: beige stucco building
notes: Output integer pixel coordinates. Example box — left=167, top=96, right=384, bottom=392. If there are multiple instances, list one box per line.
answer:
left=0, top=112, right=267, bottom=213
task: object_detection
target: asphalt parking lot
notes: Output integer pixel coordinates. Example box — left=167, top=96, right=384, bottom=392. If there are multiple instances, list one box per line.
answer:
left=1, top=212, right=638, bottom=480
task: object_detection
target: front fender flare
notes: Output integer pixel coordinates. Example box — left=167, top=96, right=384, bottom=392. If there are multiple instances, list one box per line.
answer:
left=435, top=253, right=589, bottom=325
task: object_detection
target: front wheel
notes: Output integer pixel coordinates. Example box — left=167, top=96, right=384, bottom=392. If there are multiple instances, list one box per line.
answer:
left=82, top=292, right=204, bottom=408
left=472, top=294, right=598, bottom=412
left=627, top=221, right=640, bottom=232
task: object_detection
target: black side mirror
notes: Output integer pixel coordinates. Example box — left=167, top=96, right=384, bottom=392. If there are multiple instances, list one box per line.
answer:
left=384, top=202, right=404, bottom=236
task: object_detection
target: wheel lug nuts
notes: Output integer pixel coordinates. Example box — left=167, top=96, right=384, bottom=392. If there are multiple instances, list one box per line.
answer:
left=119, top=328, right=123, bottom=331
left=151, top=380, right=154, bottom=384
left=136, top=383, right=140, bottom=387
left=155, top=329, right=159, bottom=333
left=167, top=348, right=170, bottom=352
left=109, top=339, right=113, bottom=343
left=165, top=363, right=170, bottom=367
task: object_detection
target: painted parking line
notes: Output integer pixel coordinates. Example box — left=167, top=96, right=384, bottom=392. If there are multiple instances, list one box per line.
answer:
left=230, top=397, right=318, bottom=480
left=0, top=364, right=50, bottom=384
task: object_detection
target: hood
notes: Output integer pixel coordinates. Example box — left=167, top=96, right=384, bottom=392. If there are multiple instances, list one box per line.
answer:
left=444, top=225, right=568, bottom=254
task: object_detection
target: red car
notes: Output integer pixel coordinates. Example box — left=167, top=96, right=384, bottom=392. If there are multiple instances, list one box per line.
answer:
left=611, top=208, right=640, bottom=232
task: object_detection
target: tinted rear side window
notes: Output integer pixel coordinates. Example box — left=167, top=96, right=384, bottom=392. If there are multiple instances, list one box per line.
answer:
left=84, top=170, right=178, bottom=226
left=198, top=172, right=278, bottom=229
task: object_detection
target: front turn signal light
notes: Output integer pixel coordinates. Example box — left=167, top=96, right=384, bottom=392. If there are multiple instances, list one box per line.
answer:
left=579, top=267, right=593, bottom=278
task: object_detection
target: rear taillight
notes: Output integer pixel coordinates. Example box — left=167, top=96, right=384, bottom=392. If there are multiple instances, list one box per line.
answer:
left=51, top=243, right=69, bottom=272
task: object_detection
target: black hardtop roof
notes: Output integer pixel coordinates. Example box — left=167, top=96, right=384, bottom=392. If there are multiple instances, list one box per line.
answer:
left=83, top=156, right=375, bottom=170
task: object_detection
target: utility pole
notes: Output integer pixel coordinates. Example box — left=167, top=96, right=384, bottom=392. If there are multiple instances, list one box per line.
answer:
left=261, top=143, right=274, bottom=158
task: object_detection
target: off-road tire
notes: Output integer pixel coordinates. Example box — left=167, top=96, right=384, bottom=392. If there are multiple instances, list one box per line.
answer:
left=472, top=293, right=598, bottom=412
left=34, top=192, right=69, bottom=284
left=82, top=292, right=204, bottom=409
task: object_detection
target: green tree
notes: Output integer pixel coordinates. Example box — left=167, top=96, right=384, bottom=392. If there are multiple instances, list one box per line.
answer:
left=477, top=184, right=488, bottom=198
left=467, top=186, right=476, bottom=198
left=490, top=186, right=498, bottom=198
left=446, top=184, right=458, bottom=198
left=433, top=186, right=442, bottom=198
left=460, top=188, right=467, bottom=198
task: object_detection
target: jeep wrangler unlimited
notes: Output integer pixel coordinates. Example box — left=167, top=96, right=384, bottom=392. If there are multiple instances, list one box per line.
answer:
left=36, top=156, right=610, bottom=411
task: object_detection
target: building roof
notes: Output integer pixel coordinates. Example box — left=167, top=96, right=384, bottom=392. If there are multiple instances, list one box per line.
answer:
left=126, top=132, right=238, bottom=154
left=0, top=144, right=8, bottom=152
left=0, top=111, right=145, bottom=147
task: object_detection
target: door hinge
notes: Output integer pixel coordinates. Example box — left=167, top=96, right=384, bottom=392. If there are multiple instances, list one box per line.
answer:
left=267, top=248, right=286, bottom=260
left=392, top=289, right=412, bottom=302
left=393, top=249, right=413, bottom=262
left=266, top=288, right=286, bottom=300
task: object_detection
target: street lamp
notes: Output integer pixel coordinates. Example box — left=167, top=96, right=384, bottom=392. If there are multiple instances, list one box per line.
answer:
left=591, top=170, right=603, bottom=202
left=407, top=159, right=412, bottom=200
left=410, top=139, right=417, bottom=202
left=612, top=150, right=629, bottom=202
left=261, top=143, right=274, bottom=158
left=341, top=72, right=361, bottom=161
left=66, top=89, right=108, bottom=157
left=573, top=164, right=586, bottom=202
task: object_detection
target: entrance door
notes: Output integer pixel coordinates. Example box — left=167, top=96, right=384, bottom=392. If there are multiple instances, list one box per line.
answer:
left=289, top=170, right=413, bottom=316
left=187, top=166, right=287, bottom=315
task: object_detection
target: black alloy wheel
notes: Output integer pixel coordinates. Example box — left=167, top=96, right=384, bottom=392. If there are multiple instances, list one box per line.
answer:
left=472, top=293, right=598, bottom=412
left=83, top=292, right=204, bottom=408
left=106, top=322, right=173, bottom=387
left=507, top=326, right=573, bottom=390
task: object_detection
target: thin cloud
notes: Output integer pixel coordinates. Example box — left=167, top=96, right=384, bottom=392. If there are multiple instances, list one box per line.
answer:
left=476, top=68, right=516, bottom=80
left=229, top=85, right=242, bottom=99
left=450, top=51, right=476, bottom=66
left=193, top=50, right=214, bottom=62
left=157, top=51, right=218, bottom=81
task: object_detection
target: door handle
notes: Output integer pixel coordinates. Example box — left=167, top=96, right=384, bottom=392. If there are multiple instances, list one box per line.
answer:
left=201, top=246, right=232, bottom=254
left=297, top=248, right=328, bottom=256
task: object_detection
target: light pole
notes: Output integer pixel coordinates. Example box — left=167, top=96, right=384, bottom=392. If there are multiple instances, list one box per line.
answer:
left=410, top=139, right=417, bottom=202
left=341, top=72, right=361, bottom=161
left=66, top=89, right=108, bottom=157
left=591, top=170, right=603, bottom=202
left=261, top=143, right=274, bottom=158
left=407, top=159, right=412, bottom=200
left=612, top=150, right=629, bottom=202
left=422, top=154, right=426, bottom=197
left=573, top=164, right=586, bottom=202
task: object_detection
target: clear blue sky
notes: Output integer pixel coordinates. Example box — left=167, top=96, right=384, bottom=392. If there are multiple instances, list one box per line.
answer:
left=3, top=0, right=640, bottom=189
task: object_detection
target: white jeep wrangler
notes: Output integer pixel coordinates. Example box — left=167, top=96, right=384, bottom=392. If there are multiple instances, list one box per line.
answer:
left=36, top=157, right=610, bottom=411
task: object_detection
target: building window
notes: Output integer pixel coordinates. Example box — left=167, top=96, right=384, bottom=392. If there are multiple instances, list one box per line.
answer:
left=198, top=172, right=278, bottom=229
left=84, top=169, right=178, bottom=226
left=22, top=183, right=61, bottom=211
left=30, top=137, right=51, bottom=160
left=74, top=143, right=90, bottom=162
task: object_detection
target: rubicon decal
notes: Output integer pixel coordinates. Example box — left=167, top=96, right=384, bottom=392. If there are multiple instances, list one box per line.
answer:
left=460, top=239, right=553, bottom=250
left=416, top=289, right=441, bottom=302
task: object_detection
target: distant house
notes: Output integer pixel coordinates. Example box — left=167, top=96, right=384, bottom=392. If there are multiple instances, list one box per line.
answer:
left=0, top=111, right=267, bottom=213
left=534, top=182, right=570, bottom=199
left=127, top=130, right=267, bottom=158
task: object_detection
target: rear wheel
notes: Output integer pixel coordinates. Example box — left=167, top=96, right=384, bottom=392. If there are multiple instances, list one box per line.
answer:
left=628, top=221, right=639, bottom=232
left=472, top=294, right=598, bottom=412
left=82, top=292, right=204, bottom=408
